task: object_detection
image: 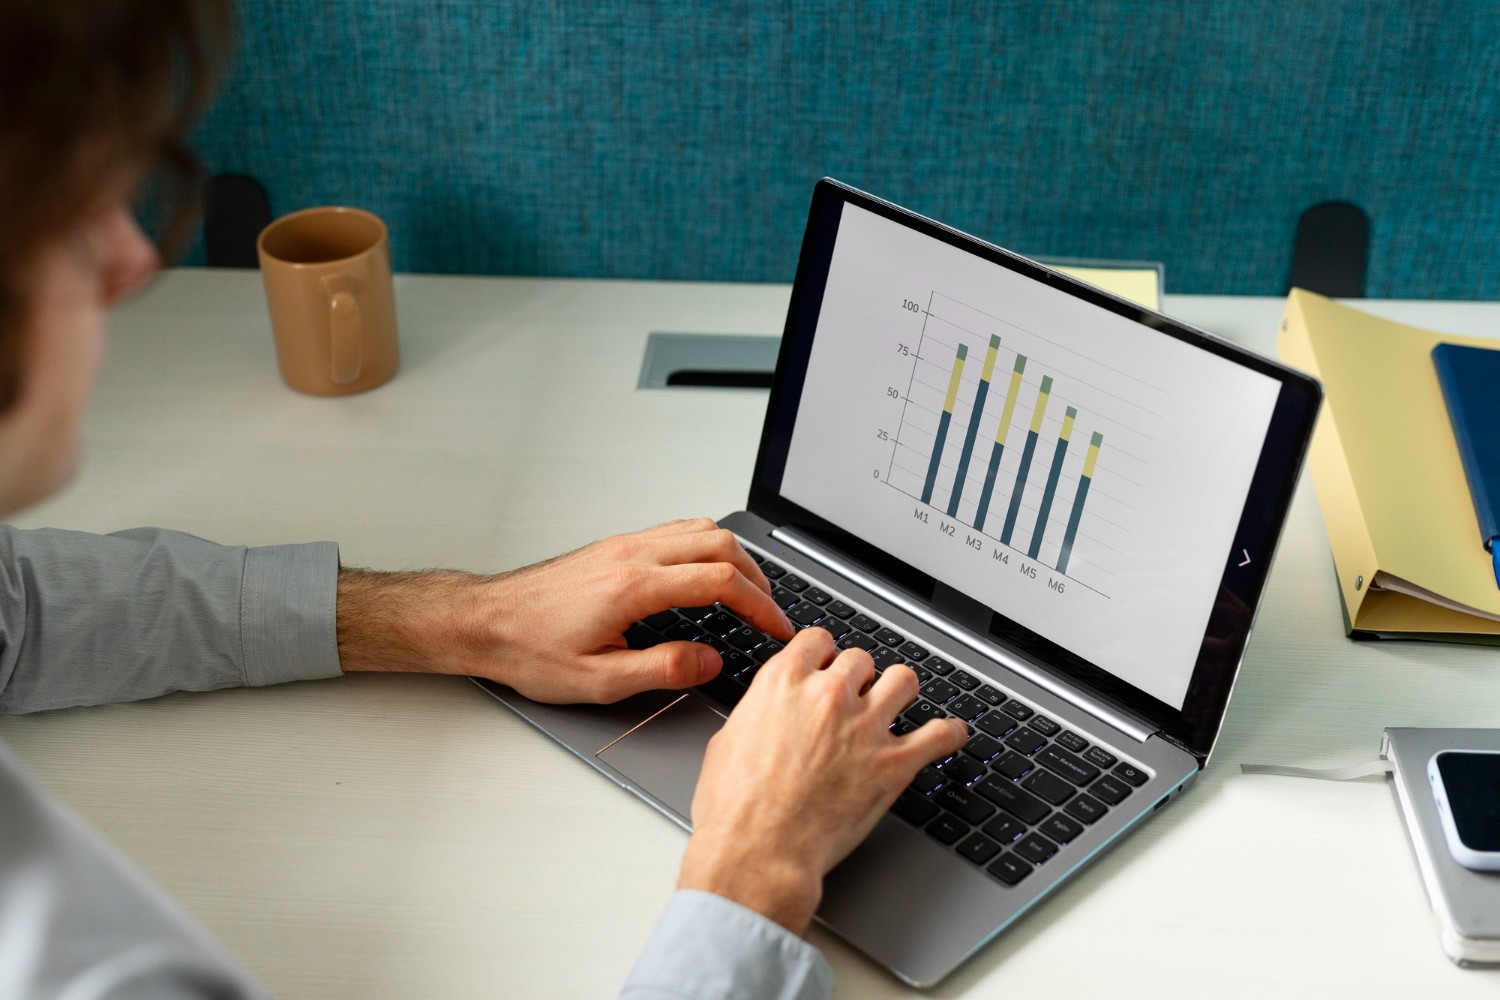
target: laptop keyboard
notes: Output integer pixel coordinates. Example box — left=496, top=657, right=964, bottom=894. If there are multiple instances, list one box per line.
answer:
left=624, top=551, right=1151, bottom=889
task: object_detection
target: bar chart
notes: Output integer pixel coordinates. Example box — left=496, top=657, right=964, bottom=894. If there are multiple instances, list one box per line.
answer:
left=882, top=291, right=1152, bottom=597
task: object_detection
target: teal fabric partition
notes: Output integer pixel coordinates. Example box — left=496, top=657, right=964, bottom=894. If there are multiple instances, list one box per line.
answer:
left=193, top=1, right=1500, bottom=297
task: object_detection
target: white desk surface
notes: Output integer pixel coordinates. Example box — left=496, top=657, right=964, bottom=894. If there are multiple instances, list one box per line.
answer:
left=3, top=270, right=1499, bottom=998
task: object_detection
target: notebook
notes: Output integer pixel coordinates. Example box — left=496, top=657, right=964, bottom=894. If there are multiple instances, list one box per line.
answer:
left=1432, top=343, right=1500, bottom=588
left=473, top=179, right=1321, bottom=987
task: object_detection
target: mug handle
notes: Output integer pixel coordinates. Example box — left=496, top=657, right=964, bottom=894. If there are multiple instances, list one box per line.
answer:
left=321, top=274, right=363, bottom=385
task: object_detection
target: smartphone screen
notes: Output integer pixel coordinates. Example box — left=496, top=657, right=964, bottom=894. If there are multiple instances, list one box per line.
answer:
left=1434, top=751, right=1500, bottom=852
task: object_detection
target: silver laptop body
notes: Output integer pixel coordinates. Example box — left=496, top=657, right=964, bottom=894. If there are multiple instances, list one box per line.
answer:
left=475, top=179, right=1320, bottom=987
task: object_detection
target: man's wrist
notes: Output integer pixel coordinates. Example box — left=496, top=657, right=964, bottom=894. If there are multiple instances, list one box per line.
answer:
left=336, top=567, right=492, bottom=675
left=677, top=835, right=823, bottom=936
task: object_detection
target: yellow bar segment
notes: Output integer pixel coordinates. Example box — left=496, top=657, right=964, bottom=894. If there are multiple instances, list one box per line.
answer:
left=980, top=335, right=1000, bottom=382
left=942, top=344, right=968, bottom=414
left=1082, top=431, right=1103, bottom=477
left=1028, top=375, right=1054, bottom=433
left=993, top=355, right=1027, bottom=443
left=1060, top=406, right=1077, bottom=442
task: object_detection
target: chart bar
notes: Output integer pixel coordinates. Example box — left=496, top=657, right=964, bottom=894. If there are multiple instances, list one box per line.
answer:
left=1001, top=376, right=1053, bottom=545
left=921, top=344, right=968, bottom=504
left=974, top=355, right=1027, bottom=531
left=1056, top=431, right=1103, bottom=574
left=946, top=335, right=1001, bottom=516
left=1027, top=406, right=1077, bottom=559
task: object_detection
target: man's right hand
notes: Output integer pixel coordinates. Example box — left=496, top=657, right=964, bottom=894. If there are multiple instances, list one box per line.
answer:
left=676, top=627, right=968, bottom=934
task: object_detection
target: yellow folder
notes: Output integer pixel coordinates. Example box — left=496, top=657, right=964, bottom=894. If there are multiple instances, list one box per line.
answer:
left=1276, top=289, right=1500, bottom=640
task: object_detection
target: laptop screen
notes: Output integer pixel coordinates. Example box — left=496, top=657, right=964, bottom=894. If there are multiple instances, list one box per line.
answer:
left=751, top=182, right=1320, bottom=755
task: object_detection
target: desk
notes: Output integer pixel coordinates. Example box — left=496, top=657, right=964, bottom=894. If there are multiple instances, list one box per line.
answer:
left=3, top=271, right=1498, bottom=998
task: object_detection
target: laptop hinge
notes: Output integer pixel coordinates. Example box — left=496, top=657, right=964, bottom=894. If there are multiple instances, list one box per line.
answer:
left=772, top=526, right=1159, bottom=746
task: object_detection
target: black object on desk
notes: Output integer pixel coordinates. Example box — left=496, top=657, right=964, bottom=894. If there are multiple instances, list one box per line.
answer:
left=204, top=173, right=272, bottom=268
left=1288, top=200, right=1369, bottom=298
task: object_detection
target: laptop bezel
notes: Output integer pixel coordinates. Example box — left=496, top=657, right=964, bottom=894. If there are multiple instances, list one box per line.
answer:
left=747, top=179, right=1321, bottom=760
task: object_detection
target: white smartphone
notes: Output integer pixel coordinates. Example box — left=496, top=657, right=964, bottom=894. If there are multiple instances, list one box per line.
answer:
left=1428, top=750, right=1500, bottom=872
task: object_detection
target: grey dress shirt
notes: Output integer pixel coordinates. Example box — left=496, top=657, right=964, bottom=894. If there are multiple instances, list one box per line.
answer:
left=0, top=525, right=833, bottom=999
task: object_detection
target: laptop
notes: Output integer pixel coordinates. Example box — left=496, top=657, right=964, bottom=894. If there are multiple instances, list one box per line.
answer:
left=473, top=178, right=1321, bottom=987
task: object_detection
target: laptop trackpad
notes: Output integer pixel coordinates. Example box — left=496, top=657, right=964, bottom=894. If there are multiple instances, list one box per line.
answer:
left=597, top=695, right=726, bottom=821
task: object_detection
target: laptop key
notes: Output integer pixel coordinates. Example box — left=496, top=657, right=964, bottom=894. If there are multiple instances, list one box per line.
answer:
left=1035, top=746, right=1102, bottom=786
left=850, top=613, right=881, bottom=633
left=678, top=605, right=719, bottom=621
left=974, top=711, right=1016, bottom=739
left=1041, top=812, right=1086, bottom=844
left=1055, top=730, right=1090, bottom=754
left=873, top=627, right=905, bottom=647
left=735, top=664, right=761, bottom=685
left=981, top=814, right=1025, bottom=844
left=993, top=751, right=1033, bottom=780
left=751, top=640, right=784, bottom=664
left=947, top=693, right=988, bottom=722
left=925, top=656, right=955, bottom=676
left=890, top=718, right=917, bottom=736
left=951, top=671, right=981, bottom=691
left=1015, top=833, right=1058, bottom=865
left=1083, top=745, right=1119, bottom=769
left=911, top=766, right=945, bottom=795
left=781, top=574, right=810, bottom=592
left=720, top=649, right=755, bottom=676
left=986, top=852, right=1033, bottom=886
left=925, top=813, right=969, bottom=846
left=939, top=754, right=985, bottom=786
left=700, top=611, right=741, bottom=637
left=1028, top=715, right=1060, bottom=737
left=760, top=562, right=787, bottom=580
left=1022, top=769, right=1077, bottom=806
left=891, top=789, right=940, bottom=826
left=974, top=683, right=1005, bottom=705
left=816, top=617, right=850, bottom=640
left=920, top=678, right=960, bottom=705
left=838, top=631, right=879, bottom=652
left=698, top=672, right=744, bottom=710
left=787, top=602, right=825, bottom=626
left=869, top=647, right=904, bottom=670
left=935, top=785, right=996, bottom=825
left=642, top=610, right=679, bottom=630
left=1089, top=774, right=1132, bottom=805
left=1113, top=762, right=1149, bottom=786
left=824, top=600, right=856, bottom=619
left=666, top=620, right=709, bottom=643
left=802, top=587, right=833, bottom=605
left=1000, top=701, right=1035, bottom=722
left=770, top=587, right=801, bottom=610
left=624, top=623, right=665, bottom=649
left=964, top=732, right=1004, bottom=763
left=1004, top=727, right=1048, bottom=756
left=1064, top=793, right=1108, bottom=825
left=973, top=774, right=1049, bottom=825
left=726, top=626, right=767, bottom=650
left=897, top=641, right=929, bottom=661
left=957, top=832, right=1002, bottom=866
left=904, top=700, right=947, bottom=726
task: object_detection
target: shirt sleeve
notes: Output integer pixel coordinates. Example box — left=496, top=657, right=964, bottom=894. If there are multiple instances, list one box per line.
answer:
left=620, top=890, right=834, bottom=1000
left=0, top=525, right=341, bottom=715
left=0, top=738, right=270, bottom=999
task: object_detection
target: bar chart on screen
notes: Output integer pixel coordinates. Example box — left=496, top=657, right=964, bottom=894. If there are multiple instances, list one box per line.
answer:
left=880, top=290, right=1164, bottom=600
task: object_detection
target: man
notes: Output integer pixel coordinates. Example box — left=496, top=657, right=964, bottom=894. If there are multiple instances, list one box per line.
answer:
left=0, top=2, right=966, bottom=997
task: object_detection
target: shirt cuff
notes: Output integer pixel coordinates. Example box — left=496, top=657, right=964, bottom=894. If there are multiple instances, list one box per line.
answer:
left=239, top=541, right=342, bottom=687
left=621, top=889, right=834, bottom=1000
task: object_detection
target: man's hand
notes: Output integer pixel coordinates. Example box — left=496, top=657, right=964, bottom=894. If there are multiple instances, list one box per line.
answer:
left=677, top=628, right=968, bottom=935
left=336, top=518, right=794, bottom=703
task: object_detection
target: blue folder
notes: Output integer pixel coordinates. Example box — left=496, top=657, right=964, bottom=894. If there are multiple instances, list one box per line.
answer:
left=1432, top=342, right=1500, bottom=587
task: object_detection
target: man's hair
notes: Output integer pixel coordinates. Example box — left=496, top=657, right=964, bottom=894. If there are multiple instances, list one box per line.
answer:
left=0, top=0, right=233, bottom=409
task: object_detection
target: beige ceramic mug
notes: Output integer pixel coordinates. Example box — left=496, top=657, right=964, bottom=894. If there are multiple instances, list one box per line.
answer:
left=257, top=206, right=399, bottom=395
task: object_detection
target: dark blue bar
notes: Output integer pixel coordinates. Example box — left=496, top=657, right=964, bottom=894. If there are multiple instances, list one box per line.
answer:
left=1001, top=430, right=1040, bottom=545
left=973, top=439, right=1006, bottom=531
left=1056, top=474, right=1093, bottom=574
left=946, top=376, right=993, bottom=517
left=1027, top=435, right=1072, bottom=559
left=921, top=410, right=954, bottom=504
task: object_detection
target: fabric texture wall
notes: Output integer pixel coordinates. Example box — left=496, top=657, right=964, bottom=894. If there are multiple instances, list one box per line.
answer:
left=191, top=1, right=1500, bottom=297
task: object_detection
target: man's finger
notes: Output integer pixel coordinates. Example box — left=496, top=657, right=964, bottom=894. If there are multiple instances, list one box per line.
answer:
left=595, top=642, right=720, bottom=702
left=762, top=626, right=838, bottom=675
left=823, top=646, right=875, bottom=693
left=640, top=527, right=773, bottom=598
left=897, top=717, right=969, bottom=769
left=865, top=663, right=921, bottom=721
left=651, top=563, right=794, bottom=639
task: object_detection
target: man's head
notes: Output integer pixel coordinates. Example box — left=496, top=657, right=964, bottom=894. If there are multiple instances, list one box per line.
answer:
left=0, top=0, right=232, bottom=514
